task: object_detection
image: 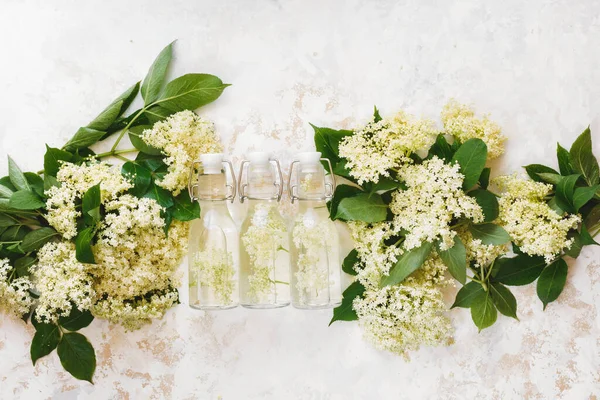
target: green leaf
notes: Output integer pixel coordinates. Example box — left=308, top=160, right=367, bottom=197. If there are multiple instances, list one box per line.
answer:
left=470, top=289, right=497, bottom=332
left=547, top=196, right=564, bottom=215
left=451, top=281, right=484, bottom=308
left=31, top=323, right=61, bottom=365
left=143, top=183, right=174, bottom=208
left=0, top=183, right=13, bottom=198
left=8, top=190, right=45, bottom=210
left=437, top=236, right=467, bottom=284
left=468, top=189, right=499, bottom=222
left=555, top=174, right=581, bottom=213
left=373, top=105, right=382, bottom=122
left=8, top=156, right=30, bottom=191
left=536, top=258, right=568, bottom=309
left=59, top=308, right=94, bottom=331
left=156, top=73, right=229, bottom=112
left=57, top=332, right=96, bottom=383
left=334, top=193, right=388, bottom=223
left=569, top=127, right=599, bottom=186
left=493, top=254, right=546, bottom=286
left=428, top=134, right=455, bottom=161
left=469, top=223, right=511, bottom=245
left=21, top=227, right=58, bottom=253
left=489, top=283, right=518, bottom=319
left=142, top=105, right=173, bottom=124
left=14, top=256, right=35, bottom=277
left=128, top=125, right=162, bottom=155
left=312, top=124, right=354, bottom=174
left=524, top=164, right=560, bottom=183
left=367, top=177, right=402, bottom=193
left=172, top=191, right=200, bottom=221
left=82, top=184, right=101, bottom=216
left=63, top=127, right=106, bottom=152
left=87, top=100, right=123, bottom=132
left=75, top=227, right=95, bottom=264
left=537, top=172, right=562, bottom=185
left=573, top=185, right=600, bottom=212
left=580, top=222, right=599, bottom=246
left=1, top=225, right=29, bottom=242
left=342, top=249, right=359, bottom=276
left=141, top=42, right=173, bottom=105
left=121, top=162, right=152, bottom=197
left=557, top=143, right=575, bottom=175
left=451, top=138, right=488, bottom=190
left=564, top=230, right=583, bottom=258
left=584, top=204, right=600, bottom=233
left=25, top=173, right=45, bottom=198
left=479, top=167, right=491, bottom=189
left=329, top=281, right=366, bottom=325
left=381, top=241, right=433, bottom=286
left=0, top=213, right=17, bottom=227
left=327, top=184, right=362, bottom=219
left=44, top=174, right=59, bottom=191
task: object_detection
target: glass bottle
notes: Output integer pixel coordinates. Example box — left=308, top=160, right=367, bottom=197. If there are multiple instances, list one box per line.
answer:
left=188, top=153, right=239, bottom=310
left=288, top=152, right=342, bottom=309
left=238, top=152, right=290, bottom=308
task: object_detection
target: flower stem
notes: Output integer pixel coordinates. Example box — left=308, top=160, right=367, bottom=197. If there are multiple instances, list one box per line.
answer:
left=95, top=148, right=138, bottom=159
left=110, top=108, right=146, bottom=152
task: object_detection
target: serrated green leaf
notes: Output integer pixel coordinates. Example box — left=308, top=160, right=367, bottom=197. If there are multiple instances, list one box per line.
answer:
left=437, top=236, right=467, bottom=284
left=468, top=189, right=499, bottom=222
left=0, top=183, right=14, bottom=198
left=489, top=283, right=518, bottom=319
left=373, top=105, right=382, bottom=122
left=569, top=127, right=599, bottom=186
left=63, top=127, right=106, bottom=152
left=172, top=191, right=200, bottom=221
left=524, top=164, right=559, bottom=183
left=469, top=223, right=511, bottom=245
left=329, top=281, right=366, bottom=325
left=334, top=193, right=387, bottom=223
left=8, top=190, right=45, bottom=210
left=155, top=73, right=229, bottom=112
left=87, top=100, right=123, bottom=132
left=493, top=254, right=546, bottom=286
left=428, top=134, right=455, bottom=161
left=57, top=332, right=96, bottom=383
left=121, top=161, right=152, bottom=198
left=143, top=183, right=174, bottom=208
left=14, top=255, right=35, bottom=277
left=451, top=138, right=488, bottom=190
left=555, top=174, right=581, bottom=213
left=0, top=213, right=17, bottom=227
left=381, top=241, right=433, bottom=287
left=342, top=249, right=359, bottom=276
left=75, top=227, right=95, bottom=264
left=327, top=184, right=362, bottom=219
left=451, top=281, right=484, bottom=308
left=31, top=323, right=61, bottom=365
left=128, top=125, right=162, bottom=155
left=470, top=289, right=497, bottom=332
left=536, top=258, right=568, bottom=309
left=312, top=124, right=354, bottom=175
left=59, top=308, right=94, bottom=331
left=8, top=156, right=30, bottom=191
left=573, top=185, right=600, bottom=212
left=82, top=184, right=101, bottom=216
left=25, top=173, right=44, bottom=198
left=1, top=224, right=29, bottom=242
left=21, top=227, right=58, bottom=253
left=141, top=42, right=173, bottom=105
left=479, top=167, right=491, bottom=189
left=557, top=143, right=575, bottom=175
left=537, top=172, right=562, bottom=185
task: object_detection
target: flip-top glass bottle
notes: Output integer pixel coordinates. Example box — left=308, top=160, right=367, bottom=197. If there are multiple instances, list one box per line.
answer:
left=288, top=152, right=342, bottom=309
left=238, top=152, right=290, bottom=308
left=188, top=153, right=239, bottom=310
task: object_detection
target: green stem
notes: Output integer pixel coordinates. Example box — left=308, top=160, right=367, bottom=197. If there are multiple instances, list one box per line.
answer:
left=484, top=260, right=495, bottom=281
left=277, top=246, right=289, bottom=253
left=95, top=148, right=138, bottom=159
left=110, top=108, right=146, bottom=152
left=270, top=280, right=289, bottom=285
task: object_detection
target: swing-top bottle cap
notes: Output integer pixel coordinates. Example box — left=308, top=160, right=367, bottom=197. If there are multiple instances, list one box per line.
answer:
left=297, top=151, right=322, bottom=173
left=200, top=153, right=224, bottom=175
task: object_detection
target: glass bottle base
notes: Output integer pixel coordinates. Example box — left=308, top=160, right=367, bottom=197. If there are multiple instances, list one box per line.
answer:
left=292, top=301, right=342, bottom=310
left=241, top=302, right=290, bottom=309
left=189, top=304, right=238, bottom=311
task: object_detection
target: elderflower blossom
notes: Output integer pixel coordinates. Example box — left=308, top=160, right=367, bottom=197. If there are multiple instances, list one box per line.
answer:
left=494, top=174, right=580, bottom=263
left=292, top=212, right=333, bottom=301
left=192, top=247, right=235, bottom=304
left=241, top=204, right=287, bottom=301
left=141, top=110, right=223, bottom=195
left=92, top=195, right=187, bottom=299
left=92, top=288, right=179, bottom=331
left=33, top=241, right=94, bottom=323
left=0, top=259, right=34, bottom=318
left=45, top=161, right=132, bottom=239
left=457, top=226, right=508, bottom=268
left=390, top=157, right=484, bottom=251
left=347, top=221, right=403, bottom=288
left=354, top=255, right=452, bottom=356
left=339, top=111, right=437, bottom=184
left=441, top=99, right=506, bottom=159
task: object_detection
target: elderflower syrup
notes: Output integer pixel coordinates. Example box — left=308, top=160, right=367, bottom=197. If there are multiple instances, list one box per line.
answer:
left=288, top=152, right=342, bottom=309
left=188, top=153, right=239, bottom=310
left=238, top=152, right=290, bottom=308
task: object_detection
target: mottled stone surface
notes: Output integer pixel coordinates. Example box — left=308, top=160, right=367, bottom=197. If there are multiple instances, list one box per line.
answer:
left=1, top=0, right=600, bottom=398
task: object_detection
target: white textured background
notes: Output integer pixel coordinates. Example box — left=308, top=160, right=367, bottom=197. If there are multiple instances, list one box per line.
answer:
left=1, top=0, right=600, bottom=399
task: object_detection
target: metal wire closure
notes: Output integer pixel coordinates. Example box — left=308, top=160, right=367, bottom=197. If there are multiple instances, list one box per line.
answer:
left=187, top=159, right=237, bottom=203
left=287, top=158, right=335, bottom=204
left=238, top=158, right=284, bottom=203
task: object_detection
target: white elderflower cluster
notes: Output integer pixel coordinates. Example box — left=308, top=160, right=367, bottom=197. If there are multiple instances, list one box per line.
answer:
left=32, top=241, right=94, bottom=323
left=390, top=157, right=484, bottom=251
left=0, top=259, right=34, bottom=318
left=347, top=221, right=403, bottom=288
left=441, top=100, right=506, bottom=159
left=338, top=111, right=437, bottom=184
left=141, top=110, right=223, bottom=195
left=45, top=161, right=132, bottom=239
left=192, top=247, right=235, bottom=304
left=92, top=195, right=187, bottom=299
left=457, top=226, right=508, bottom=268
left=241, top=204, right=287, bottom=300
left=92, top=288, right=179, bottom=331
left=353, top=255, right=452, bottom=357
left=292, top=214, right=333, bottom=300
left=494, top=175, right=580, bottom=263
